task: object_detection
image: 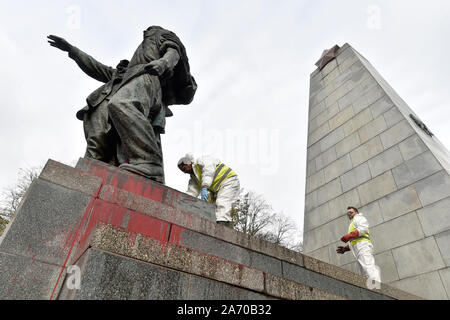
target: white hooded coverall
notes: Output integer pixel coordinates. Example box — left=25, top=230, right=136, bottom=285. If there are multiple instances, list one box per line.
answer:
left=185, top=155, right=240, bottom=222
left=349, top=213, right=381, bottom=283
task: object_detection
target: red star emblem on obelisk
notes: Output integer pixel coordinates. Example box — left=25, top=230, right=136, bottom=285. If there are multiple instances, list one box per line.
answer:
left=315, top=45, right=340, bottom=70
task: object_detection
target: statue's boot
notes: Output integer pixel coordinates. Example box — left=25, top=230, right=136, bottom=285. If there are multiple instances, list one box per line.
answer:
left=119, top=163, right=165, bottom=184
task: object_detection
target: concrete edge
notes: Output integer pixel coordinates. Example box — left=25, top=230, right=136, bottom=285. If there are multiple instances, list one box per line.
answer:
left=89, top=223, right=265, bottom=294
left=88, top=223, right=413, bottom=300
left=38, top=159, right=420, bottom=300
left=39, top=159, right=103, bottom=197
left=302, top=254, right=422, bottom=300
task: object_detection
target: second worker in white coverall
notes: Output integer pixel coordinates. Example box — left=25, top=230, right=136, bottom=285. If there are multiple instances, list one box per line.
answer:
left=177, top=154, right=240, bottom=227
left=336, top=206, right=381, bottom=286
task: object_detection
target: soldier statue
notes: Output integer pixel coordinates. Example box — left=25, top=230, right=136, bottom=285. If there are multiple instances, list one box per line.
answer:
left=48, top=26, right=197, bottom=184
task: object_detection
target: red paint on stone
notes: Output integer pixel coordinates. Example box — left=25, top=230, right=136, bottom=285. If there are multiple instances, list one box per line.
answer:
left=85, top=161, right=166, bottom=204
left=75, top=200, right=127, bottom=257
left=109, top=173, right=120, bottom=198
left=49, top=186, right=101, bottom=300
left=120, top=176, right=164, bottom=203
left=49, top=161, right=187, bottom=300
left=168, top=225, right=184, bottom=246
left=88, top=165, right=110, bottom=182
left=127, top=211, right=170, bottom=242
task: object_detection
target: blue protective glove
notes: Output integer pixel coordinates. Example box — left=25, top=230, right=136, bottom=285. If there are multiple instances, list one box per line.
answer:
left=201, top=187, right=209, bottom=201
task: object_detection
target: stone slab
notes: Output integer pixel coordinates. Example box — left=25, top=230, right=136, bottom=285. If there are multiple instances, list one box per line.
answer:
left=340, top=162, right=372, bottom=193
left=343, top=107, right=373, bottom=137
left=383, top=106, right=404, bottom=128
left=89, top=224, right=265, bottom=293
left=306, top=170, right=325, bottom=194
left=413, top=170, right=450, bottom=207
left=357, top=171, right=397, bottom=206
left=353, top=86, right=384, bottom=115
left=320, top=127, right=345, bottom=153
left=62, top=247, right=272, bottom=300
left=315, top=147, right=338, bottom=171
left=327, top=189, right=361, bottom=221
left=317, top=178, right=343, bottom=206
left=435, top=230, right=450, bottom=267
left=336, top=132, right=361, bottom=158
left=358, top=115, right=387, bottom=144
left=40, top=159, right=103, bottom=196
left=371, top=212, right=424, bottom=254
left=76, top=157, right=216, bottom=221
left=368, top=146, right=404, bottom=178
left=390, top=271, right=448, bottom=300
left=303, top=255, right=366, bottom=290
left=416, top=196, right=450, bottom=237
left=0, top=252, right=63, bottom=300
left=60, top=248, right=190, bottom=300
left=392, top=237, right=445, bottom=279
left=307, top=142, right=322, bottom=161
left=439, top=268, right=450, bottom=299
left=398, top=135, right=428, bottom=162
left=378, top=186, right=422, bottom=222
left=309, top=122, right=331, bottom=146
left=0, top=178, right=92, bottom=267
left=358, top=201, right=384, bottom=227
left=315, top=103, right=340, bottom=130
left=304, top=203, right=331, bottom=232
left=303, top=216, right=349, bottom=253
left=306, top=159, right=316, bottom=177
left=379, top=119, right=415, bottom=150
left=392, top=151, right=442, bottom=189
left=350, top=136, right=384, bottom=167
left=370, top=95, right=394, bottom=119
left=264, top=273, right=346, bottom=300
left=329, top=105, right=354, bottom=131
left=91, top=220, right=410, bottom=300
left=324, top=154, right=353, bottom=183
left=373, top=250, right=399, bottom=283
left=281, top=261, right=369, bottom=300
left=177, top=228, right=283, bottom=277
left=187, top=274, right=273, bottom=300
left=305, top=246, right=330, bottom=264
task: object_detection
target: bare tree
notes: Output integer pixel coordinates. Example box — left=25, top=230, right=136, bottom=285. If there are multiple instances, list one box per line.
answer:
left=0, top=166, right=41, bottom=222
left=231, top=189, right=303, bottom=252
left=0, top=216, right=8, bottom=236
left=231, top=190, right=276, bottom=236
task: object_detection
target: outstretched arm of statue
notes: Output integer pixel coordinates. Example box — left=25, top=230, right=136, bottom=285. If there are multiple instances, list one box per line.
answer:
left=145, top=48, right=180, bottom=77
left=47, top=35, right=114, bottom=83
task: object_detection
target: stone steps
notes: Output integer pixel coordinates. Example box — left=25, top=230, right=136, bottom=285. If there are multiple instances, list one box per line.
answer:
left=0, top=158, right=420, bottom=300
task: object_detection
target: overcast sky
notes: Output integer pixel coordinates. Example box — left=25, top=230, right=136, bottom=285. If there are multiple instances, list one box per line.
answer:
left=1, top=0, right=450, bottom=243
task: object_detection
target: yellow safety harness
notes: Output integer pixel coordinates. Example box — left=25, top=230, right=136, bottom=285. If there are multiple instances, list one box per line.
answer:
left=190, top=163, right=237, bottom=203
left=348, top=220, right=371, bottom=246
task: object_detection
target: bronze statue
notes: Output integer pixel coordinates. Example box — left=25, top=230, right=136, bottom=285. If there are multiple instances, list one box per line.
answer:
left=48, top=26, right=197, bottom=184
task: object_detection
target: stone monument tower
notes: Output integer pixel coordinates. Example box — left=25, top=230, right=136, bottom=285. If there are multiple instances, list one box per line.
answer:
left=304, top=43, right=450, bottom=299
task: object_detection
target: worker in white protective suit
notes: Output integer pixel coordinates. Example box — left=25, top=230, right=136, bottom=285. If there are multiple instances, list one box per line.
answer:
left=177, top=154, right=240, bottom=227
left=336, top=206, right=381, bottom=287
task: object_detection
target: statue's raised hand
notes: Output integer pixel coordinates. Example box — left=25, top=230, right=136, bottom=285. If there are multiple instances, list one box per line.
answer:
left=47, top=35, right=73, bottom=52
